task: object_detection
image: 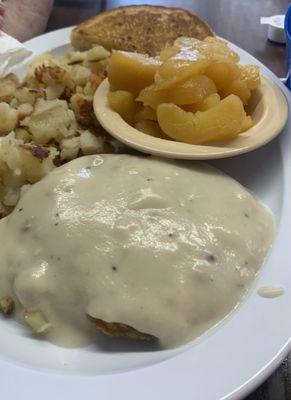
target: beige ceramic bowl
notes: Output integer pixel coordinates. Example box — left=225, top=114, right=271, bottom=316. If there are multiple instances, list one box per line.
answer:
left=94, top=76, right=288, bottom=160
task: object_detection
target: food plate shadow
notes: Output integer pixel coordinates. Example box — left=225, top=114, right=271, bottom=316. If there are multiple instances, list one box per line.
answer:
left=87, top=332, right=162, bottom=353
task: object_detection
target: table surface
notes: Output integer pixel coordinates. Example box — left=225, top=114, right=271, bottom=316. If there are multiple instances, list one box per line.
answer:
left=47, top=1, right=290, bottom=399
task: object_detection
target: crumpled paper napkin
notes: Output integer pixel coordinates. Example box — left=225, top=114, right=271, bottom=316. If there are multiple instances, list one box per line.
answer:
left=0, top=31, right=32, bottom=78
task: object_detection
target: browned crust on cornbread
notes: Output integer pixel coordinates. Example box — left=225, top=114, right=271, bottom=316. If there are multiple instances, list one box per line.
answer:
left=71, top=5, right=214, bottom=56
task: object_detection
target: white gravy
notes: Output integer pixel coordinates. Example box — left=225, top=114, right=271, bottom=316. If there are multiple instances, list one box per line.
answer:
left=0, top=155, right=274, bottom=347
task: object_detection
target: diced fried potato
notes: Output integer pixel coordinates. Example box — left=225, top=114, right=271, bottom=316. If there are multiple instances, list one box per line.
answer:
left=18, top=143, right=58, bottom=183
left=35, top=64, right=73, bottom=89
left=157, top=95, right=246, bottom=144
left=82, top=83, right=94, bottom=97
left=45, top=84, right=65, bottom=100
left=64, top=51, right=87, bottom=65
left=0, top=132, right=58, bottom=197
left=83, top=59, right=108, bottom=75
left=14, top=128, right=32, bottom=143
left=60, top=136, right=80, bottom=160
left=107, top=90, right=137, bottom=124
left=80, top=130, right=104, bottom=154
left=0, top=46, right=112, bottom=216
left=18, top=103, right=34, bottom=119
left=14, top=87, right=39, bottom=105
left=83, top=72, right=105, bottom=96
left=86, top=46, right=110, bottom=61
left=1, top=73, right=18, bottom=86
left=70, top=93, right=97, bottom=128
left=27, top=99, right=76, bottom=143
left=27, top=54, right=55, bottom=76
left=65, top=45, right=110, bottom=65
left=108, top=51, right=161, bottom=95
left=0, top=133, right=26, bottom=173
left=0, top=103, right=18, bottom=135
left=23, top=75, right=43, bottom=91
left=71, top=65, right=91, bottom=86
left=0, top=74, right=19, bottom=103
left=76, top=85, right=84, bottom=94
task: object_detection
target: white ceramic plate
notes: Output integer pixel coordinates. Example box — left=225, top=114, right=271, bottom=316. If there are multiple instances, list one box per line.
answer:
left=0, top=27, right=290, bottom=400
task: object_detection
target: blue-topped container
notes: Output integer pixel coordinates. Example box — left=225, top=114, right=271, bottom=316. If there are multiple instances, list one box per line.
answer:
left=285, top=4, right=291, bottom=90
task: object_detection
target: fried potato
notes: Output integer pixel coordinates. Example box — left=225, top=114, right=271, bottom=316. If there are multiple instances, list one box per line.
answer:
left=0, top=103, right=18, bottom=135
left=27, top=99, right=77, bottom=143
left=70, top=93, right=98, bottom=128
left=0, top=44, right=110, bottom=215
left=80, top=130, right=104, bottom=155
left=60, top=137, right=80, bottom=161
left=14, top=87, right=40, bottom=105
left=0, top=74, right=19, bottom=103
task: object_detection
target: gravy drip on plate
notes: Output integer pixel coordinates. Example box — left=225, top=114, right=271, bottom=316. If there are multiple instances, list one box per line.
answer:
left=258, top=285, right=284, bottom=298
left=0, top=155, right=274, bottom=347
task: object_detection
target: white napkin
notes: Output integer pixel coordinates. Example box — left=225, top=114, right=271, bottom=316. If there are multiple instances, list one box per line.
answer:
left=0, top=31, right=32, bottom=77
